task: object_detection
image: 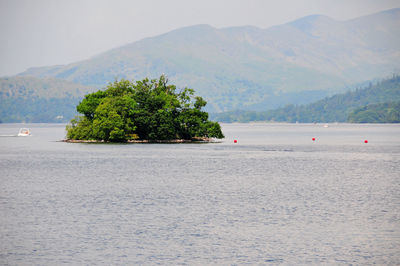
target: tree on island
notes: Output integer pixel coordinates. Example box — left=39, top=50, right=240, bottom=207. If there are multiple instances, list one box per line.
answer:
left=66, top=75, right=224, bottom=142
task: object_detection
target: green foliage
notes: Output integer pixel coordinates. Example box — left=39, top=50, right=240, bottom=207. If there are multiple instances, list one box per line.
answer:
left=348, top=101, right=400, bottom=123
left=76, top=90, right=107, bottom=119
left=66, top=76, right=224, bottom=142
left=211, top=74, right=400, bottom=123
left=66, top=116, right=93, bottom=139
left=203, top=121, right=224, bottom=139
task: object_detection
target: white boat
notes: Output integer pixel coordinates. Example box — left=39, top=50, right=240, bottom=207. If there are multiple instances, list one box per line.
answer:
left=18, top=128, right=31, bottom=136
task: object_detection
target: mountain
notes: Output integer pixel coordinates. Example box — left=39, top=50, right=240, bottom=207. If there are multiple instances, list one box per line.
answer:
left=15, top=8, right=400, bottom=113
left=211, top=74, right=400, bottom=123
left=0, top=76, right=95, bottom=122
left=0, top=76, right=95, bottom=99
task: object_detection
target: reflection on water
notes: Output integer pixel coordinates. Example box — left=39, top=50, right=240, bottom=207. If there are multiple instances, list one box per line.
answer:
left=0, top=123, right=399, bottom=265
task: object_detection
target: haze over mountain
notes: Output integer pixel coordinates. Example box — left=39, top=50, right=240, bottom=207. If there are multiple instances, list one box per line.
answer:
left=0, top=76, right=96, bottom=123
left=211, top=74, right=400, bottom=123
left=0, top=7, right=398, bottom=123
left=16, top=8, right=400, bottom=112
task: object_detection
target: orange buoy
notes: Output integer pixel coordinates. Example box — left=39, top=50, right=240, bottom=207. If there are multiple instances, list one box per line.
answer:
left=364, top=140, right=368, bottom=143
left=234, top=139, right=237, bottom=143
left=312, top=137, right=316, bottom=141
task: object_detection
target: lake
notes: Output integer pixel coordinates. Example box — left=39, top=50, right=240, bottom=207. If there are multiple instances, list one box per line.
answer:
left=0, top=123, right=399, bottom=265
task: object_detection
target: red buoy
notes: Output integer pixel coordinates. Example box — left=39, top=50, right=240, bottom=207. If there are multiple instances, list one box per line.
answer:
left=234, top=139, right=237, bottom=143
left=312, top=137, right=316, bottom=141
left=364, top=140, right=368, bottom=143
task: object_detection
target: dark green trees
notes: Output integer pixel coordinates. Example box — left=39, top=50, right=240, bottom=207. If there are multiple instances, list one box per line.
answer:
left=347, top=101, right=400, bottom=123
left=66, top=76, right=224, bottom=142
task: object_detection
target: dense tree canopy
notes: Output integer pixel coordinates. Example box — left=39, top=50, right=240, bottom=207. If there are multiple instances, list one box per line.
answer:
left=66, top=76, right=224, bottom=142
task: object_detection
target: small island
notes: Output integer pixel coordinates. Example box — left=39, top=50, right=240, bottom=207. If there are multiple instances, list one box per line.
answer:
left=65, top=75, right=224, bottom=142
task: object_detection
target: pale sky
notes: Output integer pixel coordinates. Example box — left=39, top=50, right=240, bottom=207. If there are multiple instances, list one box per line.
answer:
left=0, top=0, right=399, bottom=77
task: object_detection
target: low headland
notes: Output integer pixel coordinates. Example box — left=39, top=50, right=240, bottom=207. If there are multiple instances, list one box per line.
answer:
left=65, top=75, right=224, bottom=143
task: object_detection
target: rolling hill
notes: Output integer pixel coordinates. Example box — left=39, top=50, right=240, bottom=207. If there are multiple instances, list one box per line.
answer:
left=0, top=76, right=95, bottom=122
left=211, top=74, right=400, bottom=123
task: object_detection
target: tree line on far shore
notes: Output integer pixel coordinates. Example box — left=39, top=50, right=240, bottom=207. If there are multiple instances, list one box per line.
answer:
left=210, top=74, right=400, bottom=123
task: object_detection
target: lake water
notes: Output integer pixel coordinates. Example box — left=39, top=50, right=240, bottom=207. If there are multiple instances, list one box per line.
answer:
left=0, top=123, right=399, bottom=265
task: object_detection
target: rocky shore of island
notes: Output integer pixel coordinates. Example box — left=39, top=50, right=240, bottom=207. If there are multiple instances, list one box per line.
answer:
left=62, top=137, right=215, bottom=143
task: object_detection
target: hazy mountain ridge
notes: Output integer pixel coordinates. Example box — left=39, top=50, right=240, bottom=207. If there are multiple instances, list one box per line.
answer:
left=0, top=76, right=96, bottom=123
left=210, top=74, right=400, bottom=123
left=0, top=76, right=95, bottom=99
left=14, top=8, right=400, bottom=112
